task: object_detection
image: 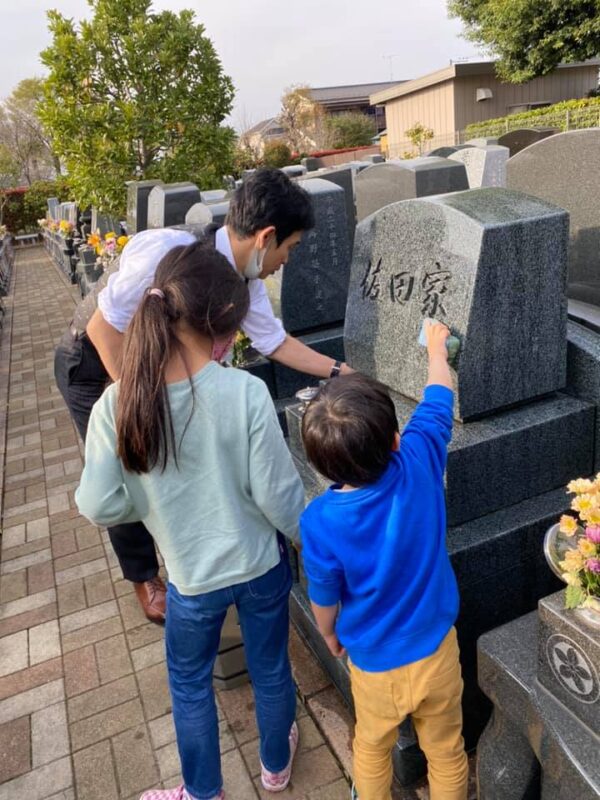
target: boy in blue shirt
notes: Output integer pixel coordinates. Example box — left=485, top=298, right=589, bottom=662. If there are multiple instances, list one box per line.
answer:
left=300, top=321, right=468, bottom=800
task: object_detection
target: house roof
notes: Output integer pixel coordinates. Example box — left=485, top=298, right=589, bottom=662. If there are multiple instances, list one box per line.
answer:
left=370, top=59, right=600, bottom=105
left=309, top=81, right=403, bottom=107
left=243, top=117, right=284, bottom=137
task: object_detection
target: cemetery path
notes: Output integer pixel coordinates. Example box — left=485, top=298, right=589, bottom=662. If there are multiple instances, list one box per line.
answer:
left=0, top=246, right=473, bottom=800
left=0, top=246, right=356, bottom=800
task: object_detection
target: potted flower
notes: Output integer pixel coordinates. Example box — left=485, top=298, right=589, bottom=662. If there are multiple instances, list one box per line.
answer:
left=544, top=476, right=600, bottom=627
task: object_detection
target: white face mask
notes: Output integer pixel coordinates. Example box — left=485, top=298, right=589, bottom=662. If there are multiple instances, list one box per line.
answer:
left=243, top=236, right=274, bottom=280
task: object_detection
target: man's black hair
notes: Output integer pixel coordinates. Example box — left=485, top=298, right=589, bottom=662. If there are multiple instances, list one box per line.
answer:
left=301, top=373, right=399, bottom=488
left=226, top=168, right=315, bottom=245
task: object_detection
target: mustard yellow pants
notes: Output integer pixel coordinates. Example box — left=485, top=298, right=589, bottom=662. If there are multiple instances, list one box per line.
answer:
left=349, top=627, right=469, bottom=800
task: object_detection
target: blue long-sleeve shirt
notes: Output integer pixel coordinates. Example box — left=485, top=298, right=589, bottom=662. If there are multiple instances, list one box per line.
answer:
left=300, top=385, right=459, bottom=672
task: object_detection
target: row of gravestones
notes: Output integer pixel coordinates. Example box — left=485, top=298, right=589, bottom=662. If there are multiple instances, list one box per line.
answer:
left=280, top=130, right=600, bottom=791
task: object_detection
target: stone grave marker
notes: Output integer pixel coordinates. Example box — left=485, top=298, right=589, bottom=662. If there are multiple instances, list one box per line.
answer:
left=264, top=178, right=351, bottom=334
left=185, top=201, right=230, bottom=227
left=299, top=166, right=356, bottom=250
left=497, top=126, right=559, bottom=156
left=281, top=165, right=307, bottom=177
left=147, top=182, right=201, bottom=228
left=507, top=129, right=600, bottom=289
left=200, top=189, right=228, bottom=204
left=126, top=180, right=163, bottom=235
left=361, top=154, right=385, bottom=163
left=345, top=187, right=569, bottom=420
left=301, top=157, right=321, bottom=172
left=449, top=145, right=509, bottom=188
left=355, top=157, right=468, bottom=222
left=91, top=207, right=121, bottom=236
left=426, top=145, right=473, bottom=157
left=466, top=137, right=498, bottom=147
left=47, top=197, right=60, bottom=220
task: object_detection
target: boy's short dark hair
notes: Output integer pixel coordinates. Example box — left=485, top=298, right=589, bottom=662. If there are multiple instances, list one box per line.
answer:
left=301, top=373, right=399, bottom=487
left=226, top=168, right=315, bottom=245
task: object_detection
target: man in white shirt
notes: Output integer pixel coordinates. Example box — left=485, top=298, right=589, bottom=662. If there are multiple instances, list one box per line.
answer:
left=55, top=168, right=352, bottom=623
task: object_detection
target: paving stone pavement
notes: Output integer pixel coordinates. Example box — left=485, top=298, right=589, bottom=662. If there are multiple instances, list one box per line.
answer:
left=0, top=247, right=476, bottom=800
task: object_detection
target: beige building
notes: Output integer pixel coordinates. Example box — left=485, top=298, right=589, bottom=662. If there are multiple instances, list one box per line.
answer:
left=371, top=59, right=600, bottom=157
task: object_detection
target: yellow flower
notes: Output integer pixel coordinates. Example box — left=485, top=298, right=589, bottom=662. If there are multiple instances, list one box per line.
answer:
left=567, top=478, right=596, bottom=494
left=87, top=233, right=101, bottom=248
left=561, top=571, right=582, bottom=587
left=117, top=235, right=129, bottom=249
left=105, top=231, right=116, bottom=240
left=559, top=515, right=579, bottom=536
left=578, top=538, right=597, bottom=557
left=571, top=494, right=596, bottom=515
left=560, top=549, right=584, bottom=572
left=585, top=509, right=600, bottom=526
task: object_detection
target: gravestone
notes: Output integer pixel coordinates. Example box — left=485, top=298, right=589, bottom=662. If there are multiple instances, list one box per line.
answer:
left=61, top=202, right=78, bottom=225
left=47, top=197, right=59, bottom=220
left=301, top=157, right=321, bottom=171
left=345, top=188, right=569, bottom=420
left=200, top=189, right=228, bottom=204
left=299, top=166, right=356, bottom=250
left=426, top=145, right=473, bottom=157
left=507, top=129, right=600, bottom=289
left=343, top=160, right=371, bottom=174
left=466, top=137, right=498, bottom=147
left=497, top=126, right=559, bottom=156
left=91, top=208, right=121, bottom=236
left=355, top=157, right=468, bottom=222
left=264, top=178, right=351, bottom=334
left=147, top=183, right=201, bottom=228
left=361, top=154, right=385, bottom=163
left=185, top=201, right=230, bottom=227
left=477, top=592, right=599, bottom=799
left=281, top=165, right=307, bottom=177
left=449, top=145, right=509, bottom=188
left=126, top=180, right=163, bottom=235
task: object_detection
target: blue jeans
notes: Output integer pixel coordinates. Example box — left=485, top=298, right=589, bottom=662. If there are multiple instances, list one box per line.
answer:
left=166, top=546, right=296, bottom=800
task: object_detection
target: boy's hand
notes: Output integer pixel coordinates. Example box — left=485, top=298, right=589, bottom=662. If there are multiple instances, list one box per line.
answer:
left=324, top=632, right=346, bottom=659
left=425, top=320, right=450, bottom=360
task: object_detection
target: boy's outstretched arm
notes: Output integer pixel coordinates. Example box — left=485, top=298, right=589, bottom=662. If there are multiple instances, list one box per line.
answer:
left=311, top=602, right=346, bottom=659
left=425, top=320, right=452, bottom=389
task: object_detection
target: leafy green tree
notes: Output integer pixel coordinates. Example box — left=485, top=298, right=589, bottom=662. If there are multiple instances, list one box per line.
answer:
left=0, top=145, right=21, bottom=225
left=449, top=0, right=600, bottom=82
left=325, top=112, right=376, bottom=149
left=405, top=122, right=434, bottom=154
left=39, top=0, right=235, bottom=212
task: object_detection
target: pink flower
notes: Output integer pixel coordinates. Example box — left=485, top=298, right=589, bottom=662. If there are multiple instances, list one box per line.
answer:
left=586, top=558, right=600, bottom=574
left=586, top=525, right=600, bottom=543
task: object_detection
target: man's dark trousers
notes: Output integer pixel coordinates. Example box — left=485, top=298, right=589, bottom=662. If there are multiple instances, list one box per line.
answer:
left=54, top=329, right=159, bottom=582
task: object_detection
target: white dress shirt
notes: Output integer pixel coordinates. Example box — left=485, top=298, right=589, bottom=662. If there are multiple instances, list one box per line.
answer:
left=97, top=226, right=287, bottom=356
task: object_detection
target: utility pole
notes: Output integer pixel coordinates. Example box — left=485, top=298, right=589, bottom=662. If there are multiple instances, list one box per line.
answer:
left=382, top=54, right=401, bottom=82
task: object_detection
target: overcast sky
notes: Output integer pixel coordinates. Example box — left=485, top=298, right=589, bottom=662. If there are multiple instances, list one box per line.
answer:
left=0, top=0, right=483, bottom=128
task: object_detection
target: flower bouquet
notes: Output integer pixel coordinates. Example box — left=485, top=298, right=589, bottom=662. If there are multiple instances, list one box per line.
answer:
left=58, top=220, right=75, bottom=238
left=547, top=477, right=600, bottom=613
left=87, top=231, right=130, bottom=269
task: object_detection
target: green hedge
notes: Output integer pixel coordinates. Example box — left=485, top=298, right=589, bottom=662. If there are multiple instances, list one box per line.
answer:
left=465, top=97, right=600, bottom=139
left=0, top=178, right=71, bottom=234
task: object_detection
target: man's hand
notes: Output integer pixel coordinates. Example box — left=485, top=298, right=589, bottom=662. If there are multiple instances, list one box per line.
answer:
left=323, top=632, right=346, bottom=659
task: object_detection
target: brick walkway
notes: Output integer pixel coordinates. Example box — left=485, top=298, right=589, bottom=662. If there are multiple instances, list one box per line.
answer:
left=0, top=247, right=353, bottom=800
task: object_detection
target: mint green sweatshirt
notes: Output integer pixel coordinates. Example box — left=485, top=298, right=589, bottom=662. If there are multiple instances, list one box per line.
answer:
left=75, top=362, right=305, bottom=595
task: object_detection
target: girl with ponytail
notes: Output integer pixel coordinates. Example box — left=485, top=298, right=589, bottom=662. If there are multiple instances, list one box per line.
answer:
left=76, top=241, right=305, bottom=800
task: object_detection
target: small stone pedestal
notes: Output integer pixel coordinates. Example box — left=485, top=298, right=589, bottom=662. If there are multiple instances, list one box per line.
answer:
left=477, top=592, right=599, bottom=799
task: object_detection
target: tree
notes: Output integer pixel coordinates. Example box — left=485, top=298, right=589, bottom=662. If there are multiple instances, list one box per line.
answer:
left=449, top=0, right=600, bottom=82
left=39, top=0, right=235, bottom=212
left=278, top=85, right=327, bottom=153
left=0, top=78, right=58, bottom=185
left=262, top=142, right=292, bottom=168
left=405, top=122, right=434, bottom=154
left=325, top=112, right=376, bottom=149
left=0, top=145, right=21, bottom=225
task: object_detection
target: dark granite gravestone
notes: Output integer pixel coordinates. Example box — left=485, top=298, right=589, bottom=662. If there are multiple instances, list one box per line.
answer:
left=91, top=208, right=121, bottom=236
left=355, top=157, right=469, bottom=222
left=200, top=189, right=228, bottom=204
left=301, top=157, right=321, bottom=171
left=507, top=129, right=600, bottom=289
left=299, top=166, right=356, bottom=250
left=47, top=197, right=59, bottom=220
left=146, top=183, right=201, bottom=228
left=361, top=154, right=385, bottom=163
left=497, top=126, right=559, bottom=156
left=264, top=178, right=352, bottom=334
left=566, top=320, right=600, bottom=471
left=345, top=188, right=569, bottom=420
left=426, top=145, right=473, bottom=157
left=477, top=593, right=599, bottom=799
left=126, top=180, right=163, bottom=234
left=185, top=201, right=230, bottom=228
left=281, top=165, right=307, bottom=177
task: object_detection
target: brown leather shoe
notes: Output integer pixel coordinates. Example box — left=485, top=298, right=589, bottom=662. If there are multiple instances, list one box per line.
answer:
left=133, top=576, right=166, bottom=624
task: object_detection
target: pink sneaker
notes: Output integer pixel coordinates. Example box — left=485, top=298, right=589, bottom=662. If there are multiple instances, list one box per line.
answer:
left=260, top=721, right=299, bottom=792
left=140, top=787, right=224, bottom=800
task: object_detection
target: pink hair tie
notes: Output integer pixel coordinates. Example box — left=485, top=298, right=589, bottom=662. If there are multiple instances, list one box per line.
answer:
left=148, top=288, right=165, bottom=299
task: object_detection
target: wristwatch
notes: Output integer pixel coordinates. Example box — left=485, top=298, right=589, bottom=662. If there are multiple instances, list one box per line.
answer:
left=329, top=360, right=342, bottom=378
